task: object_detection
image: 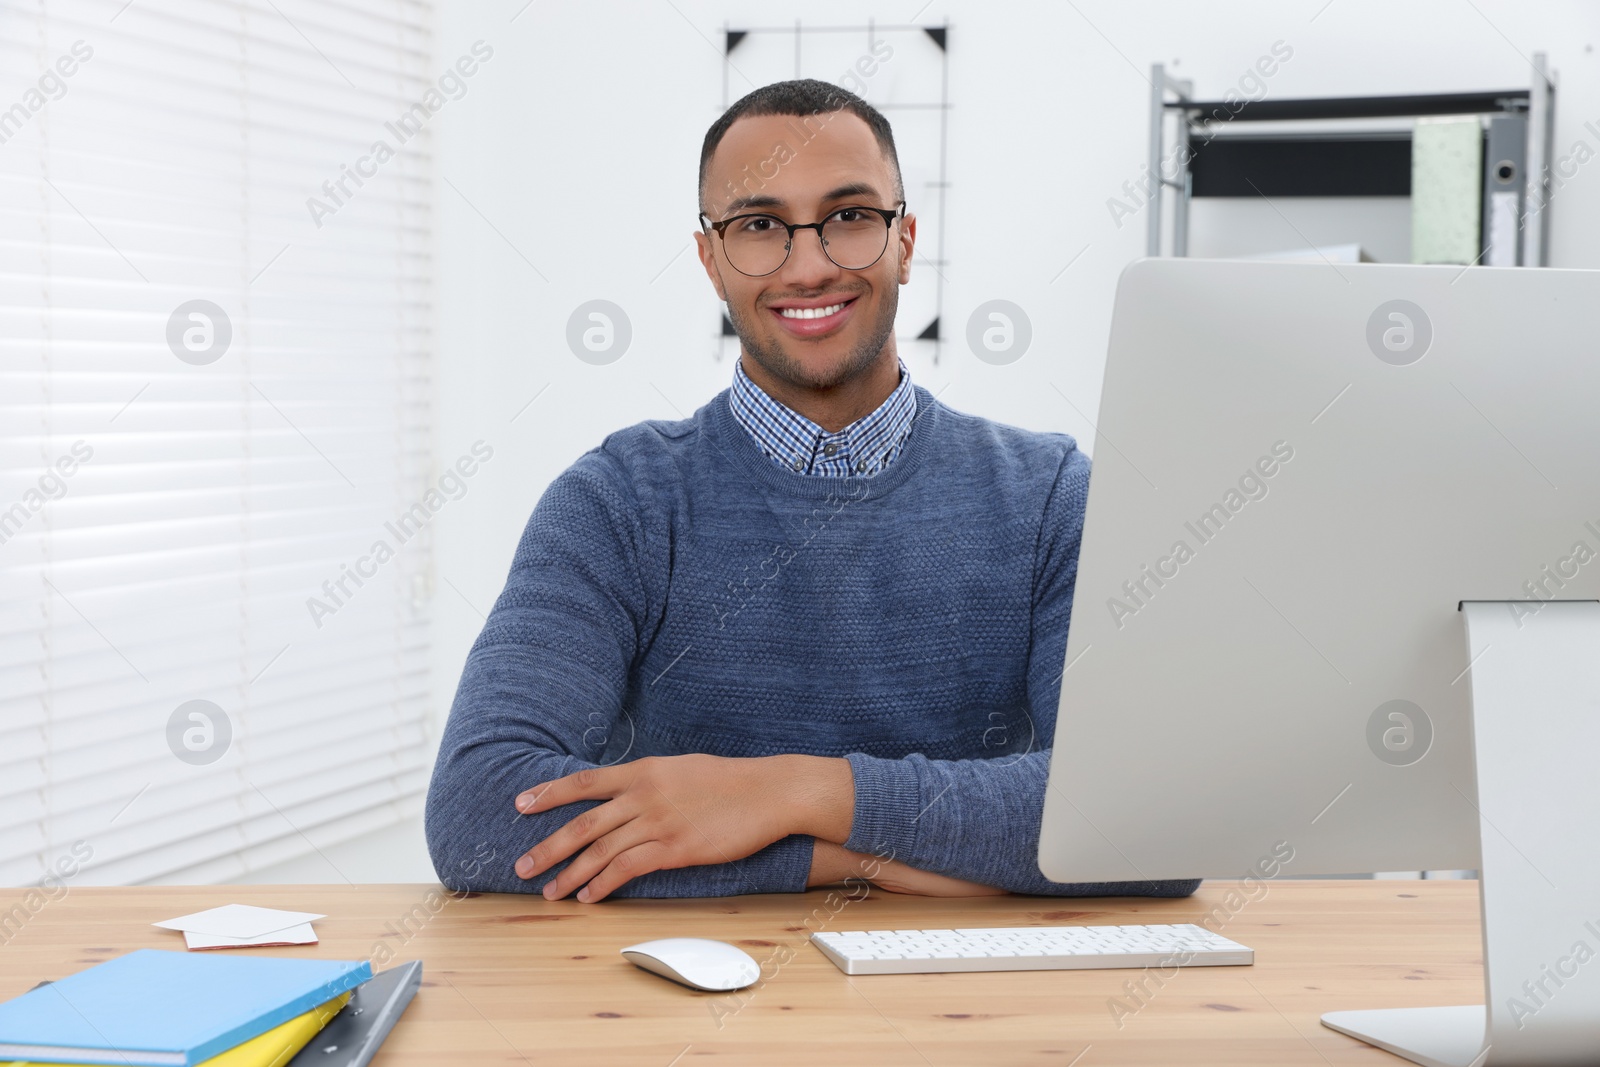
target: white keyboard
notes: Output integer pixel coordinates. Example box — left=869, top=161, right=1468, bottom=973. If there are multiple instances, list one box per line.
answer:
left=811, top=923, right=1252, bottom=975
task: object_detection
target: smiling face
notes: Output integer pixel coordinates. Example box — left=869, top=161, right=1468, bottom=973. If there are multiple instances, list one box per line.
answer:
left=695, top=111, right=915, bottom=394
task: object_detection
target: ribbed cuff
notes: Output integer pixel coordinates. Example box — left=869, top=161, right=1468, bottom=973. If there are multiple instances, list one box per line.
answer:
left=730, top=832, right=816, bottom=894
left=841, top=752, right=924, bottom=865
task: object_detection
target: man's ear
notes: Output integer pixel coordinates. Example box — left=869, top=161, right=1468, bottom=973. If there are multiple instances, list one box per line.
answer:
left=896, top=211, right=916, bottom=286
left=694, top=229, right=729, bottom=303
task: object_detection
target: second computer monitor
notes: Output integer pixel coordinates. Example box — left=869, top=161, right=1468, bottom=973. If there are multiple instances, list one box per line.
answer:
left=1038, top=258, right=1600, bottom=883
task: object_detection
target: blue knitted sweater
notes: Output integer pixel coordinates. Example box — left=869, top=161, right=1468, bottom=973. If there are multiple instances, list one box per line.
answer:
left=425, top=385, right=1200, bottom=899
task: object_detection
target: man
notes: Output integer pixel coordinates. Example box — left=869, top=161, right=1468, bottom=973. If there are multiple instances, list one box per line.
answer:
left=425, top=78, right=1198, bottom=904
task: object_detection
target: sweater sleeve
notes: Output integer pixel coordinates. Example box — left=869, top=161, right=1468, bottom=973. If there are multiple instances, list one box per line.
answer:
left=424, top=450, right=815, bottom=897
left=840, top=445, right=1202, bottom=898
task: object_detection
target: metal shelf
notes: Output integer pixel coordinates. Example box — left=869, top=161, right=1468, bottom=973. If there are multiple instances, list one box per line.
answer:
left=1146, top=56, right=1557, bottom=265
left=1180, top=89, right=1530, bottom=124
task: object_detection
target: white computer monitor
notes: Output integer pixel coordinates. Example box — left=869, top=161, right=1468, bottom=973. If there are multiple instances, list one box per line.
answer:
left=1038, top=258, right=1600, bottom=1066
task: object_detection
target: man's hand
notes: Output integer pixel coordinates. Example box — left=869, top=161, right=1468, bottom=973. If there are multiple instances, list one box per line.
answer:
left=808, top=840, right=1009, bottom=897
left=514, top=754, right=853, bottom=902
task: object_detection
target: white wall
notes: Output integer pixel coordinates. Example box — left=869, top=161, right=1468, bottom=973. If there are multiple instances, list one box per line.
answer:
left=226, top=817, right=436, bottom=885
left=263, top=0, right=1599, bottom=884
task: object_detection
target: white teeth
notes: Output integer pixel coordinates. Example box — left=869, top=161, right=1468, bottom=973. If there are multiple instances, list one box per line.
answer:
left=778, top=301, right=847, bottom=319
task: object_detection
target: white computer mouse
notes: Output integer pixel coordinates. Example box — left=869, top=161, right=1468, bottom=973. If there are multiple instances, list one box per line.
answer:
left=620, top=937, right=762, bottom=991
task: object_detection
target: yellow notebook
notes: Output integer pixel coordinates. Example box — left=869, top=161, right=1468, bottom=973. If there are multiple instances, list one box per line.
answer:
left=8, top=990, right=351, bottom=1067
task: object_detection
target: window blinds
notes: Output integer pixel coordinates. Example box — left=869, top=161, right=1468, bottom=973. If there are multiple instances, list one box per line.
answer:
left=0, top=0, right=436, bottom=886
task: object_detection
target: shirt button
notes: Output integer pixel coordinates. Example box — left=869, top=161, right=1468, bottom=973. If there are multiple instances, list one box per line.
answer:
left=792, top=458, right=805, bottom=471
left=823, top=442, right=839, bottom=457
left=855, top=461, right=868, bottom=473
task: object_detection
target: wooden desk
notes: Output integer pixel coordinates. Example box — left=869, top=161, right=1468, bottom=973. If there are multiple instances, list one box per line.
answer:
left=0, top=880, right=1482, bottom=1065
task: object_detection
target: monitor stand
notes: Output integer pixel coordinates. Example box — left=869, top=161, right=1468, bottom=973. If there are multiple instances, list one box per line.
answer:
left=1322, top=599, right=1600, bottom=1067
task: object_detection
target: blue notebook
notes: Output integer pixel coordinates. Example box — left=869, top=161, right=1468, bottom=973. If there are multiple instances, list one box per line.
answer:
left=0, top=949, right=371, bottom=1067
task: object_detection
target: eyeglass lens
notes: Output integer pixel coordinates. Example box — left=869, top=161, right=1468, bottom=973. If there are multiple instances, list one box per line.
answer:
left=720, top=208, right=892, bottom=275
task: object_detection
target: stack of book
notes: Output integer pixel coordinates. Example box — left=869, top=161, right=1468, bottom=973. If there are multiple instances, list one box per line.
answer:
left=0, top=950, right=421, bottom=1067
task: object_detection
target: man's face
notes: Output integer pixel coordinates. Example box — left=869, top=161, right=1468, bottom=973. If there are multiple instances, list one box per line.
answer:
left=695, top=111, right=915, bottom=392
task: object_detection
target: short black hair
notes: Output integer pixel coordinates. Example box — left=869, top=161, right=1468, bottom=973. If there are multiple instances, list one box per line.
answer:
left=698, top=78, right=903, bottom=212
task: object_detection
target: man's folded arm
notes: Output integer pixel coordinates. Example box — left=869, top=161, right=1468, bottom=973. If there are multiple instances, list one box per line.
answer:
left=841, top=747, right=1198, bottom=897
left=841, top=443, right=1200, bottom=898
left=423, top=454, right=815, bottom=897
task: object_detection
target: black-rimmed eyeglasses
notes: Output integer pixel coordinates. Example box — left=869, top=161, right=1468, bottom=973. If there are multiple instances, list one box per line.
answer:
left=699, top=202, right=906, bottom=277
